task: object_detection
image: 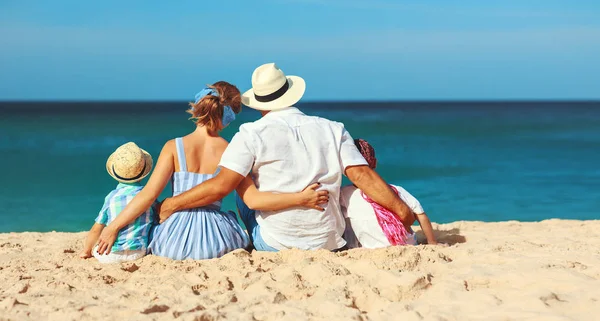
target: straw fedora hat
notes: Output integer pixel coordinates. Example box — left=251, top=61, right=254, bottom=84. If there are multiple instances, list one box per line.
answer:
left=106, top=142, right=153, bottom=184
left=241, top=63, right=306, bottom=111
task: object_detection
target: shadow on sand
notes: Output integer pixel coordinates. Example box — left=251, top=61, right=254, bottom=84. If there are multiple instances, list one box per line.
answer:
left=416, top=228, right=467, bottom=245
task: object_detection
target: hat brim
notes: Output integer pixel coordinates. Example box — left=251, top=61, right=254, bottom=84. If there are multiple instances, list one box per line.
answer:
left=106, top=148, right=153, bottom=184
left=241, top=76, right=305, bottom=111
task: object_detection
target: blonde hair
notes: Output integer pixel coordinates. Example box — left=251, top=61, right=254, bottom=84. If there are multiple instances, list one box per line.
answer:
left=187, top=81, right=241, bottom=132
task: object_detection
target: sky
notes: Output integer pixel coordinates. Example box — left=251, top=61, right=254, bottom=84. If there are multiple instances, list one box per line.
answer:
left=0, top=0, right=599, bottom=101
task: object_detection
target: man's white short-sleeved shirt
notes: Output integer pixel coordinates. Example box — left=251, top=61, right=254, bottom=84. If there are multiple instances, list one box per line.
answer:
left=219, top=107, right=368, bottom=250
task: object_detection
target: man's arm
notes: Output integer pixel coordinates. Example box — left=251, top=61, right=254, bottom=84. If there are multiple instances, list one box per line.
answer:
left=345, top=165, right=415, bottom=228
left=159, top=168, right=246, bottom=222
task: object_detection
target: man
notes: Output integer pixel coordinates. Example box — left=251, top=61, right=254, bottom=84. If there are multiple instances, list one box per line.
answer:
left=159, top=63, right=414, bottom=251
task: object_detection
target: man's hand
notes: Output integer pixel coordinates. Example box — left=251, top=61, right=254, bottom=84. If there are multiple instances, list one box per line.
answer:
left=96, top=226, right=119, bottom=255
left=158, top=198, right=176, bottom=224
left=299, top=183, right=329, bottom=211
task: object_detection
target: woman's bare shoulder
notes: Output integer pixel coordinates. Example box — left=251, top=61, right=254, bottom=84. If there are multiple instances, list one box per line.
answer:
left=211, top=136, right=230, bottom=151
left=162, top=139, right=177, bottom=153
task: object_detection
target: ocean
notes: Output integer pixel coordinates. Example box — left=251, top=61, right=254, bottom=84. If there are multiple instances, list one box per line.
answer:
left=1, top=101, right=598, bottom=233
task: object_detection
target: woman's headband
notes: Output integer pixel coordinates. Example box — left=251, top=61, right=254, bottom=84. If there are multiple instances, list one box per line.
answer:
left=193, top=87, right=236, bottom=127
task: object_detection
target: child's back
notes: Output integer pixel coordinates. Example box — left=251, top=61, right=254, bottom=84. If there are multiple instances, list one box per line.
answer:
left=96, top=183, right=157, bottom=252
left=80, top=142, right=157, bottom=263
left=341, top=184, right=424, bottom=248
left=339, top=138, right=438, bottom=248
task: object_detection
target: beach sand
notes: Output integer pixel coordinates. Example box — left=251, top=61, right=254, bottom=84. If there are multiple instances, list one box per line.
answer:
left=1, top=220, right=599, bottom=321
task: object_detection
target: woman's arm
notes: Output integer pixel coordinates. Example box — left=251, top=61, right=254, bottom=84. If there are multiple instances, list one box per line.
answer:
left=236, top=176, right=329, bottom=211
left=96, top=141, right=175, bottom=255
left=415, top=213, right=438, bottom=245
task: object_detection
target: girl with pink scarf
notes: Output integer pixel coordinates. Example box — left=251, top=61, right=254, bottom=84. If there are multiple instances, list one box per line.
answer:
left=340, top=139, right=438, bottom=248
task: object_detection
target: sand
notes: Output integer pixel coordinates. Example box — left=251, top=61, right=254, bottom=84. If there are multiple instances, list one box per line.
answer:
left=1, top=220, right=600, bottom=321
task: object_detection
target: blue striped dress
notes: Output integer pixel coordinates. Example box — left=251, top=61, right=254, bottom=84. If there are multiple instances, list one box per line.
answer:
left=148, top=138, right=249, bottom=260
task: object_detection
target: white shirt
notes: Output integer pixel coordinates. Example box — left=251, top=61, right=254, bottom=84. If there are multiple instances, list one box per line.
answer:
left=340, top=185, right=424, bottom=249
left=219, top=107, right=368, bottom=250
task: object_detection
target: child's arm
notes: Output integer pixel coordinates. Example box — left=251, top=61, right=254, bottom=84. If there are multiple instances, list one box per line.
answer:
left=80, top=223, right=105, bottom=258
left=415, top=213, right=438, bottom=245
left=236, top=176, right=329, bottom=212
left=96, top=141, right=174, bottom=255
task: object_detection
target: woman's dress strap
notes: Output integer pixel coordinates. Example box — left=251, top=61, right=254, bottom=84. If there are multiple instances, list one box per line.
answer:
left=175, top=137, right=188, bottom=172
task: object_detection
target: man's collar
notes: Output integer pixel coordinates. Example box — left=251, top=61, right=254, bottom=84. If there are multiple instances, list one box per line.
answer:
left=262, top=106, right=304, bottom=118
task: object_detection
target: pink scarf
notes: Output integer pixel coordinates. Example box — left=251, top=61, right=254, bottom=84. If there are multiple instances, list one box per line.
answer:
left=361, top=185, right=411, bottom=245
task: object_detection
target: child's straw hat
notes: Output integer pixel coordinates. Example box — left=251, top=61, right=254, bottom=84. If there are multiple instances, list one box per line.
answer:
left=106, top=142, right=152, bottom=184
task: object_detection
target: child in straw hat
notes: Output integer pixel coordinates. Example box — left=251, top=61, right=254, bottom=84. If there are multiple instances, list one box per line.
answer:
left=80, top=142, right=158, bottom=263
left=340, top=139, right=438, bottom=248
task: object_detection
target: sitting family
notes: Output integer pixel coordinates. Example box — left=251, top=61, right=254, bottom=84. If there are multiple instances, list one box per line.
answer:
left=80, top=63, right=437, bottom=263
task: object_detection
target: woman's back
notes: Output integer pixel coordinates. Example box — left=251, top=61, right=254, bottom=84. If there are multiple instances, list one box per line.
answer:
left=174, top=133, right=228, bottom=174
left=150, top=134, right=249, bottom=259
left=148, top=80, right=249, bottom=260
left=170, top=133, right=228, bottom=200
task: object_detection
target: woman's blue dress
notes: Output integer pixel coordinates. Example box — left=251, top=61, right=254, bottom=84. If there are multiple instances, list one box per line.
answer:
left=148, top=138, right=249, bottom=260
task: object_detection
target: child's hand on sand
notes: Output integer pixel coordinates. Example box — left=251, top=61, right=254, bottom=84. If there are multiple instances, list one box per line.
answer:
left=79, top=250, right=93, bottom=259
left=300, top=183, right=329, bottom=211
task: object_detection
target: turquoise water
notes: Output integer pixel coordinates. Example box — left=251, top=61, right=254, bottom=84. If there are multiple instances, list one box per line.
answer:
left=1, top=101, right=599, bottom=232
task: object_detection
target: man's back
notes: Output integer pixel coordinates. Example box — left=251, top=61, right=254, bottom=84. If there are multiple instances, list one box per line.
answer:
left=220, top=107, right=367, bottom=250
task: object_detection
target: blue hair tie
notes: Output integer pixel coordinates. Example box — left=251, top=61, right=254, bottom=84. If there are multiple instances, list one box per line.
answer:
left=221, top=105, right=236, bottom=127
left=193, top=87, right=236, bottom=127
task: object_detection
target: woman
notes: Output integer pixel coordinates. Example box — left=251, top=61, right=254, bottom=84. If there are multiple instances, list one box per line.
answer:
left=95, top=81, right=328, bottom=260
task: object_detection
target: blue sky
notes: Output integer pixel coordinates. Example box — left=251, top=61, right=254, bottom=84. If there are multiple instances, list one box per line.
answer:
left=1, top=0, right=599, bottom=101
